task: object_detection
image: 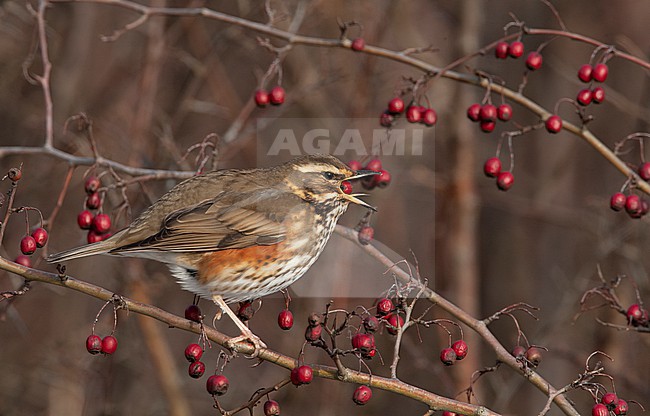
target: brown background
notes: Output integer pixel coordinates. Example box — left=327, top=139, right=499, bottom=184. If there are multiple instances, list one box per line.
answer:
left=0, top=1, right=649, bottom=415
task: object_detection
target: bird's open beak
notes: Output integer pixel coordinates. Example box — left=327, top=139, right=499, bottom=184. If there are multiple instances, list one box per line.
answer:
left=341, top=170, right=379, bottom=211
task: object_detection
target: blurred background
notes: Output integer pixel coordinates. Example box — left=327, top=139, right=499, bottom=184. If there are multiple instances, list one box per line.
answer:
left=0, top=0, right=649, bottom=414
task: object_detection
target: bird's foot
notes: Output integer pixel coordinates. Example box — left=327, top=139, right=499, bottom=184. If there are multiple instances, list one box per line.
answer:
left=225, top=328, right=267, bottom=357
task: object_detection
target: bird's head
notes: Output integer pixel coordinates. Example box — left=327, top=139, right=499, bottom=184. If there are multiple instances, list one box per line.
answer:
left=281, top=154, right=377, bottom=210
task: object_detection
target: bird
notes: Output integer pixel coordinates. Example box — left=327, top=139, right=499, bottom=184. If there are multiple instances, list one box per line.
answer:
left=48, top=154, right=377, bottom=352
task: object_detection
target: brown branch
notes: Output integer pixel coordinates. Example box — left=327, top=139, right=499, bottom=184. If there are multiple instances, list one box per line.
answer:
left=35, top=0, right=650, bottom=197
left=0, top=255, right=499, bottom=416
left=334, top=225, right=581, bottom=416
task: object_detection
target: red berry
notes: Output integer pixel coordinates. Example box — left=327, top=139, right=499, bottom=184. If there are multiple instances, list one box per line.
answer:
left=13, top=255, right=32, bottom=267
left=479, top=104, right=497, bottom=122
left=380, top=111, right=394, bottom=128
left=184, top=343, right=203, bottom=362
left=545, top=115, right=562, bottom=133
left=84, top=176, right=101, bottom=194
left=254, top=89, right=270, bottom=107
left=525, top=346, right=543, bottom=366
left=77, top=210, right=93, bottom=229
left=638, top=162, right=650, bottom=180
left=237, top=301, right=255, bottom=321
left=625, top=195, right=642, bottom=215
left=269, top=86, right=285, bottom=105
left=442, top=412, right=458, bottom=416
left=578, top=64, right=593, bottom=83
left=364, top=348, right=377, bottom=359
left=365, top=159, right=382, bottom=172
left=440, top=347, right=457, bottom=366
left=613, top=399, right=628, bottom=415
left=525, top=52, right=543, bottom=70
left=421, top=109, right=437, bottom=126
left=576, top=89, right=593, bottom=106
left=508, top=41, right=524, bottom=58
left=278, top=309, right=294, bottom=330
left=494, top=41, right=509, bottom=59
left=351, top=37, right=365, bottom=51
left=86, top=334, right=102, bottom=355
left=480, top=120, right=496, bottom=133
left=101, top=335, right=118, bottom=355
left=592, top=87, right=605, bottom=104
left=340, top=180, right=353, bottom=195
left=592, top=63, right=608, bottom=82
left=352, top=385, right=372, bottom=405
left=388, top=97, right=405, bottom=114
left=87, top=230, right=104, bottom=244
left=86, top=192, right=101, bottom=209
left=496, top=171, right=514, bottom=191
left=348, top=160, right=363, bottom=172
left=497, top=104, right=513, bottom=121
left=375, top=169, right=391, bottom=188
left=31, top=227, right=48, bottom=248
left=385, top=313, right=404, bottom=335
left=406, top=106, right=421, bottom=123
left=483, top=158, right=502, bottom=178
left=592, top=403, right=609, bottom=416
left=610, top=192, right=627, bottom=211
left=357, top=225, right=374, bottom=245
left=20, top=236, right=37, bottom=255
left=601, top=393, right=619, bottom=409
left=466, top=103, right=481, bottom=122
left=376, top=298, right=393, bottom=315
left=451, top=340, right=468, bottom=360
left=92, top=213, right=111, bottom=234
left=185, top=304, right=203, bottom=322
left=291, top=365, right=313, bottom=385
left=626, top=303, right=649, bottom=326
left=206, top=374, right=229, bottom=395
left=351, top=333, right=375, bottom=353
left=7, top=167, right=22, bottom=181
left=304, top=324, right=323, bottom=342
left=263, top=400, right=281, bottom=416
left=188, top=361, right=205, bottom=378
left=512, top=345, right=526, bottom=359
left=363, top=315, right=379, bottom=332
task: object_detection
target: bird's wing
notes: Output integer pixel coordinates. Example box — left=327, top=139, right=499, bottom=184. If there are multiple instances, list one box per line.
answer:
left=111, top=189, right=298, bottom=253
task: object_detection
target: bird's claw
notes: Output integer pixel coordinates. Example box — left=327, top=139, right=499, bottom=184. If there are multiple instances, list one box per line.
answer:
left=225, top=332, right=267, bottom=358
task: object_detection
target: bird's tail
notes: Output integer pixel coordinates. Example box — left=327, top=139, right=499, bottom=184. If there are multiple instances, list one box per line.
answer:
left=47, top=239, right=115, bottom=263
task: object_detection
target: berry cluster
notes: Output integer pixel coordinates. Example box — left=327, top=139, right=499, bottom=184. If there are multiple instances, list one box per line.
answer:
left=494, top=40, right=524, bottom=60
left=467, top=102, right=512, bottom=133
left=380, top=97, right=437, bottom=128
left=348, top=158, right=391, bottom=190
left=482, top=157, right=514, bottom=191
left=609, top=192, right=649, bottom=219
left=77, top=176, right=112, bottom=243
left=254, top=86, right=286, bottom=107
left=591, top=392, right=629, bottom=416
left=85, top=334, right=118, bottom=355
left=439, top=339, right=469, bottom=366
left=576, top=63, right=608, bottom=106
left=15, top=226, right=48, bottom=268
left=512, top=345, right=543, bottom=367
left=185, top=343, right=206, bottom=378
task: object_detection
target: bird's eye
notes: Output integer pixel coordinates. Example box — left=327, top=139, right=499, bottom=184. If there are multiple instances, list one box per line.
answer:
left=322, top=171, right=335, bottom=180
